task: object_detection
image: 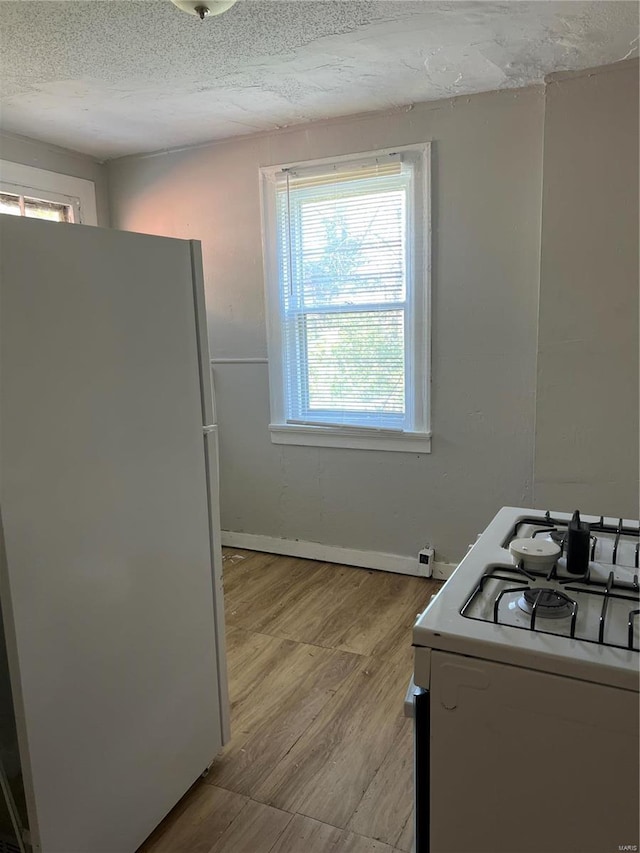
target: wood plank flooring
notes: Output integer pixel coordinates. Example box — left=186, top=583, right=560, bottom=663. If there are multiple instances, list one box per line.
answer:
left=139, top=550, right=440, bottom=853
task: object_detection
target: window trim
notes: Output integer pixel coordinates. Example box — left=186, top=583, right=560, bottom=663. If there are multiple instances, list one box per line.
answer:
left=0, top=161, right=97, bottom=225
left=0, top=185, right=79, bottom=222
left=260, top=143, right=432, bottom=453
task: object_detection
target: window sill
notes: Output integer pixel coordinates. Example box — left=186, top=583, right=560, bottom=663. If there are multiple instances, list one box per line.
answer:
left=269, top=423, right=432, bottom=453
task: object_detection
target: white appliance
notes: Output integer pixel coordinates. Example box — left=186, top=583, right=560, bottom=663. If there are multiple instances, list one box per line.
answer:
left=0, top=215, right=229, bottom=853
left=409, top=506, right=640, bottom=853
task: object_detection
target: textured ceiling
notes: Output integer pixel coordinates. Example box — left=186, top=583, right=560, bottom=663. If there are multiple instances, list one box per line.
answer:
left=0, top=0, right=638, bottom=160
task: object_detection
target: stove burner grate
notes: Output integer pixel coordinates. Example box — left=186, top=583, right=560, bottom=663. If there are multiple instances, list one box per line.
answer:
left=516, top=512, right=640, bottom=568
left=462, top=563, right=639, bottom=651
left=518, top=588, right=574, bottom=619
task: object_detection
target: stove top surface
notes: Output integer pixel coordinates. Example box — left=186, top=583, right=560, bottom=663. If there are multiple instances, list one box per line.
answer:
left=462, top=513, right=639, bottom=651
left=413, top=508, right=640, bottom=691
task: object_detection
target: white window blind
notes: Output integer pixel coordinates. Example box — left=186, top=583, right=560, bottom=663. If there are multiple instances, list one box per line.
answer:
left=277, top=157, right=414, bottom=431
left=261, top=145, right=431, bottom=452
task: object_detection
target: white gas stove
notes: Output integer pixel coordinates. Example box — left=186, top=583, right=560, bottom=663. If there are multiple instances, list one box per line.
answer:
left=409, top=506, right=640, bottom=853
left=414, top=506, right=639, bottom=690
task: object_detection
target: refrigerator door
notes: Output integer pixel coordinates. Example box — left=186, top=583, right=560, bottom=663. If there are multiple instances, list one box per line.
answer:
left=188, top=240, right=230, bottom=743
left=203, top=426, right=230, bottom=743
left=0, top=216, right=223, bottom=853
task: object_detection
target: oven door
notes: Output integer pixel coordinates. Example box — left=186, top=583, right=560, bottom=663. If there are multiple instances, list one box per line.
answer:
left=427, top=650, right=639, bottom=853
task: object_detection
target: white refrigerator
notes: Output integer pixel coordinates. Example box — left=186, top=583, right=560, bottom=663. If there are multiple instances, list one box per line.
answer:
left=0, top=214, right=229, bottom=853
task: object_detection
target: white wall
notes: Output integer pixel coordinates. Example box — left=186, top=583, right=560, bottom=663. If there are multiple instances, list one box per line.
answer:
left=108, top=87, right=544, bottom=563
left=0, top=131, right=110, bottom=227
left=535, top=60, right=639, bottom=517
left=5, top=63, right=635, bottom=563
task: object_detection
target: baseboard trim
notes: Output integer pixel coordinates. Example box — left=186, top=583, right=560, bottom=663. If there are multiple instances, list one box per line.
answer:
left=221, top=531, right=456, bottom=580
left=431, top=561, right=456, bottom=581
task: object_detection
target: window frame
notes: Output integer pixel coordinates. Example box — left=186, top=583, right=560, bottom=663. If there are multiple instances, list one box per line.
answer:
left=260, top=143, right=432, bottom=453
left=0, top=161, right=97, bottom=225
left=0, top=186, right=79, bottom=222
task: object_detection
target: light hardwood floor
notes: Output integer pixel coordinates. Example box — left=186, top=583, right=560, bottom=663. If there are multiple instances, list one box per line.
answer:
left=139, top=550, right=440, bottom=853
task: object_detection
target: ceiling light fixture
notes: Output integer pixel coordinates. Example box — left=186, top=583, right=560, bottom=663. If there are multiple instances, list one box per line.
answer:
left=170, top=0, right=237, bottom=20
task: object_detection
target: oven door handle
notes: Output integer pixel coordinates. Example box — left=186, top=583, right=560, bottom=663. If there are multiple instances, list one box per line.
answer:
left=414, top=685, right=430, bottom=853
left=404, top=677, right=417, bottom=718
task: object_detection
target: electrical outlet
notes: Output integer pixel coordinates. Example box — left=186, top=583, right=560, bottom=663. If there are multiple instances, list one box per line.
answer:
left=418, top=546, right=435, bottom=569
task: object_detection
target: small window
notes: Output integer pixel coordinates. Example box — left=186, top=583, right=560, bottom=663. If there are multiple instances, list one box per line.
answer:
left=0, top=191, right=75, bottom=223
left=260, top=145, right=431, bottom=453
left=0, top=161, right=97, bottom=226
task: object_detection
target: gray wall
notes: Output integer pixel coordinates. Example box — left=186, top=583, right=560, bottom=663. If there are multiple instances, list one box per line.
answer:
left=0, top=131, right=110, bottom=227
left=108, top=86, right=544, bottom=563
left=535, top=60, right=639, bottom=517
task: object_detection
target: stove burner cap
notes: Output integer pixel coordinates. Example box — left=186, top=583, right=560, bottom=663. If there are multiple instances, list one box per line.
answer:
left=517, top=588, right=573, bottom=619
left=510, top=537, right=561, bottom=570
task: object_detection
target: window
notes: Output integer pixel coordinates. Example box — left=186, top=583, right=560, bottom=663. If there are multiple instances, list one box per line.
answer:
left=0, top=161, right=98, bottom=226
left=0, top=190, right=75, bottom=222
left=260, top=145, right=431, bottom=452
